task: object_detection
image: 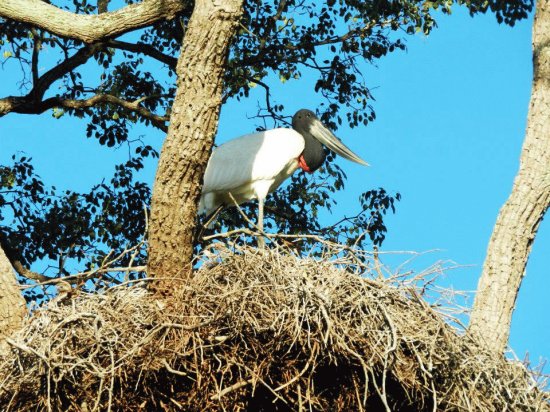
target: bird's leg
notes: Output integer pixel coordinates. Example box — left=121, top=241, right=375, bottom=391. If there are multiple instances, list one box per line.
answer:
left=257, top=197, right=265, bottom=247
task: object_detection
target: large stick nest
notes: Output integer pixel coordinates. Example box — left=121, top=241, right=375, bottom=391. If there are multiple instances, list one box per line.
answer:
left=0, top=244, right=548, bottom=411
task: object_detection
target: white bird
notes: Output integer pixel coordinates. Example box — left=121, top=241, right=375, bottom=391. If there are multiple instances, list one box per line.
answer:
left=199, top=109, right=369, bottom=242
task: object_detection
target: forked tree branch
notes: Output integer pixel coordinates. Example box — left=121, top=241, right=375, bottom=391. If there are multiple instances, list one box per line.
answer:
left=0, top=43, right=101, bottom=117
left=32, top=44, right=102, bottom=100
left=0, top=40, right=169, bottom=131
left=0, top=0, right=187, bottom=43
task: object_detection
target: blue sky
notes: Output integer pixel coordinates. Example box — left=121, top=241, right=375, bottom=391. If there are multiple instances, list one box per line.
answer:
left=1, top=5, right=548, bottom=371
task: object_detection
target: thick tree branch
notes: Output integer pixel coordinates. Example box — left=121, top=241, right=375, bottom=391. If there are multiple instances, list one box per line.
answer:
left=10, top=259, right=50, bottom=283
left=147, top=0, right=244, bottom=282
left=106, top=40, right=177, bottom=69
left=0, top=93, right=169, bottom=132
left=0, top=0, right=187, bottom=43
left=468, top=0, right=550, bottom=353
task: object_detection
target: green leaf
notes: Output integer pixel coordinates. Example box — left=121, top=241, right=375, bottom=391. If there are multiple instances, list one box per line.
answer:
left=52, top=108, right=65, bottom=119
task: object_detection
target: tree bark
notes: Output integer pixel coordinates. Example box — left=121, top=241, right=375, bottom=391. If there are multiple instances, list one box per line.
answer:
left=147, top=0, right=243, bottom=283
left=0, top=0, right=186, bottom=43
left=0, top=245, right=26, bottom=356
left=468, top=0, right=550, bottom=353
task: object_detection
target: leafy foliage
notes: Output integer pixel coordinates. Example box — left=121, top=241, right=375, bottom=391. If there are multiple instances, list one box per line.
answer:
left=0, top=0, right=532, bottom=288
left=0, top=151, right=153, bottom=275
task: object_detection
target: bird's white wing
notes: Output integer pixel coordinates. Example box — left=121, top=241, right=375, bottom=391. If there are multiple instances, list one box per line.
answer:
left=202, top=128, right=305, bottom=193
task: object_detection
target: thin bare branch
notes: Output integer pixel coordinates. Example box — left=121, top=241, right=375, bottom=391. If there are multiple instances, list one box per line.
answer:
left=210, top=379, right=253, bottom=401
left=30, top=28, right=41, bottom=87
left=106, top=40, right=177, bottom=69
left=46, top=94, right=169, bottom=132
left=98, top=0, right=109, bottom=14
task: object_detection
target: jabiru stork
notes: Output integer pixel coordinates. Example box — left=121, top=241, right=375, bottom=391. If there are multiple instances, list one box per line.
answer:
left=199, top=109, right=368, bottom=243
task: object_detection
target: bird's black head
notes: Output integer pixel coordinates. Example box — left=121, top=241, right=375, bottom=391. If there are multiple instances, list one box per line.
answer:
left=291, top=109, right=317, bottom=135
left=291, top=108, right=369, bottom=171
left=292, top=109, right=326, bottom=173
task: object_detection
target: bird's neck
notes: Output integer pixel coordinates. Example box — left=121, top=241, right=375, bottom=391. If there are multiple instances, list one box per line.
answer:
left=301, top=132, right=326, bottom=172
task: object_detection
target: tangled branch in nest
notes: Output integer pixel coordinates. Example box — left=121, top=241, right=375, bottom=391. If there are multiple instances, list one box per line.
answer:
left=0, top=243, right=548, bottom=411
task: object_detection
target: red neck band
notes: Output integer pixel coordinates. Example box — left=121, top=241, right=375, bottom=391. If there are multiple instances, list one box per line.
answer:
left=298, top=154, right=313, bottom=173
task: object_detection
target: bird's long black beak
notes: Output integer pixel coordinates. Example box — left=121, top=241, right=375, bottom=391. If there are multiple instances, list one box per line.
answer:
left=310, top=119, right=369, bottom=166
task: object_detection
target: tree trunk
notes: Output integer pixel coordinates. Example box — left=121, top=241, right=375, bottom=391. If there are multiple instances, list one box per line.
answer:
left=147, top=0, right=243, bottom=283
left=0, top=244, right=26, bottom=355
left=468, top=0, right=550, bottom=353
